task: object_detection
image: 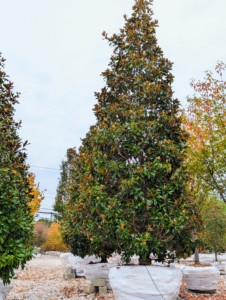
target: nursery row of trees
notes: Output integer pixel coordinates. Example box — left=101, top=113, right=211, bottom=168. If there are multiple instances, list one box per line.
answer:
left=1, top=0, right=226, bottom=285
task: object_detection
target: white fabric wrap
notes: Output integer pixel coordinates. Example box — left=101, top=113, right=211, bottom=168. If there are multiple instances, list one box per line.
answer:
left=109, top=266, right=182, bottom=300
left=60, top=253, right=101, bottom=276
left=67, top=254, right=101, bottom=276
left=107, top=253, right=140, bottom=265
left=67, top=255, right=85, bottom=276
left=84, top=263, right=118, bottom=289
left=183, top=265, right=220, bottom=291
left=216, top=254, right=226, bottom=261
left=212, top=262, right=226, bottom=271
left=152, top=261, right=167, bottom=267
left=107, top=253, right=122, bottom=264
left=190, top=253, right=226, bottom=263
left=60, top=253, right=72, bottom=269
left=130, top=254, right=140, bottom=265
left=191, top=254, right=214, bottom=263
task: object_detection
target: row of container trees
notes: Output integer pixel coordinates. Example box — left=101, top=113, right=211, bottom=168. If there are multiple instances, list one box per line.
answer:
left=57, top=0, right=200, bottom=263
left=1, top=0, right=225, bottom=287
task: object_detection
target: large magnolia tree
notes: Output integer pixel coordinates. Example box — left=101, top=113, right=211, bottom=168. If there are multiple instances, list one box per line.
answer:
left=0, top=54, right=34, bottom=283
left=62, top=0, right=198, bottom=262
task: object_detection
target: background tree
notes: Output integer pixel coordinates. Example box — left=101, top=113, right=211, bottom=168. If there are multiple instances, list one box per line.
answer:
left=182, top=63, right=226, bottom=263
left=33, top=221, right=48, bottom=247
left=28, top=172, right=44, bottom=215
left=183, top=61, right=226, bottom=203
left=199, top=195, right=226, bottom=261
left=37, top=218, right=52, bottom=228
left=0, top=53, right=34, bottom=284
left=62, top=0, right=198, bottom=263
left=42, top=222, right=68, bottom=252
left=62, top=148, right=92, bottom=256
left=53, top=148, right=77, bottom=221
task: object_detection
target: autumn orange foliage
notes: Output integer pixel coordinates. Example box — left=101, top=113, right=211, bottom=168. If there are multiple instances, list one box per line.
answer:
left=182, top=61, right=226, bottom=203
left=28, top=173, right=44, bottom=214
left=34, top=221, right=48, bottom=246
left=42, top=222, right=68, bottom=252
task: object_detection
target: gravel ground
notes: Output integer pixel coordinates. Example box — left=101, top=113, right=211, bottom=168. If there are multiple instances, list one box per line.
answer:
left=7, top=255, right=114, bottom=300
left=6, top=255, right=226, bottom=300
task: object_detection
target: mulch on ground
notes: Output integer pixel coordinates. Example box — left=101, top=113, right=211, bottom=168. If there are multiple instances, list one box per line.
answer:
left=179, top=276, right=226, bottom=300
left=6, top=256, right=226, bottom=299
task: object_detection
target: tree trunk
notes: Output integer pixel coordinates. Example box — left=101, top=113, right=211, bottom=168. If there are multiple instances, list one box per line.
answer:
left=193, top=229, right=199, bottom=263
left=194, top=247, right=199, bottom=263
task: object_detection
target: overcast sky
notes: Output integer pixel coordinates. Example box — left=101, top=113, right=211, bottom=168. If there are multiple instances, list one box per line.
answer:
left=0, top=0, right=225, bottom=215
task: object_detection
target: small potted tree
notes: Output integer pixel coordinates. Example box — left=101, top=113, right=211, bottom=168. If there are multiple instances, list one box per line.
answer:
left=182, top=235, right=220, bottom=293
left=62, top=0, right=199, bottom=298
left=184, top=195, right=226, bottom=291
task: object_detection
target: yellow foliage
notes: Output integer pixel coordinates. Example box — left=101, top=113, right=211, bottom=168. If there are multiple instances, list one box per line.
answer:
left=182, top=62, right=226, bottom=202
left=42, top=222, right=68, bottom=252
left=28, top=173, right=44, bottom=214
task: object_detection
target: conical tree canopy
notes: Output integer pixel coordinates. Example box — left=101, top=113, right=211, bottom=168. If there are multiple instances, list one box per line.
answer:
left=0, top=54, right=34, bottom=283
left=62, top=0, right=196, bottom=262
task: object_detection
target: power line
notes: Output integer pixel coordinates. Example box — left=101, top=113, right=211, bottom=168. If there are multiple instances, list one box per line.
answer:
left=38, top=212, right=56, bottom=214
left=37, top=211, right=56, bottom=221
left=30, top=169, right=59, bottom=174
left=45, top=191, right=56, bottom=195
left=30, top=165, right=59, bottom=170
